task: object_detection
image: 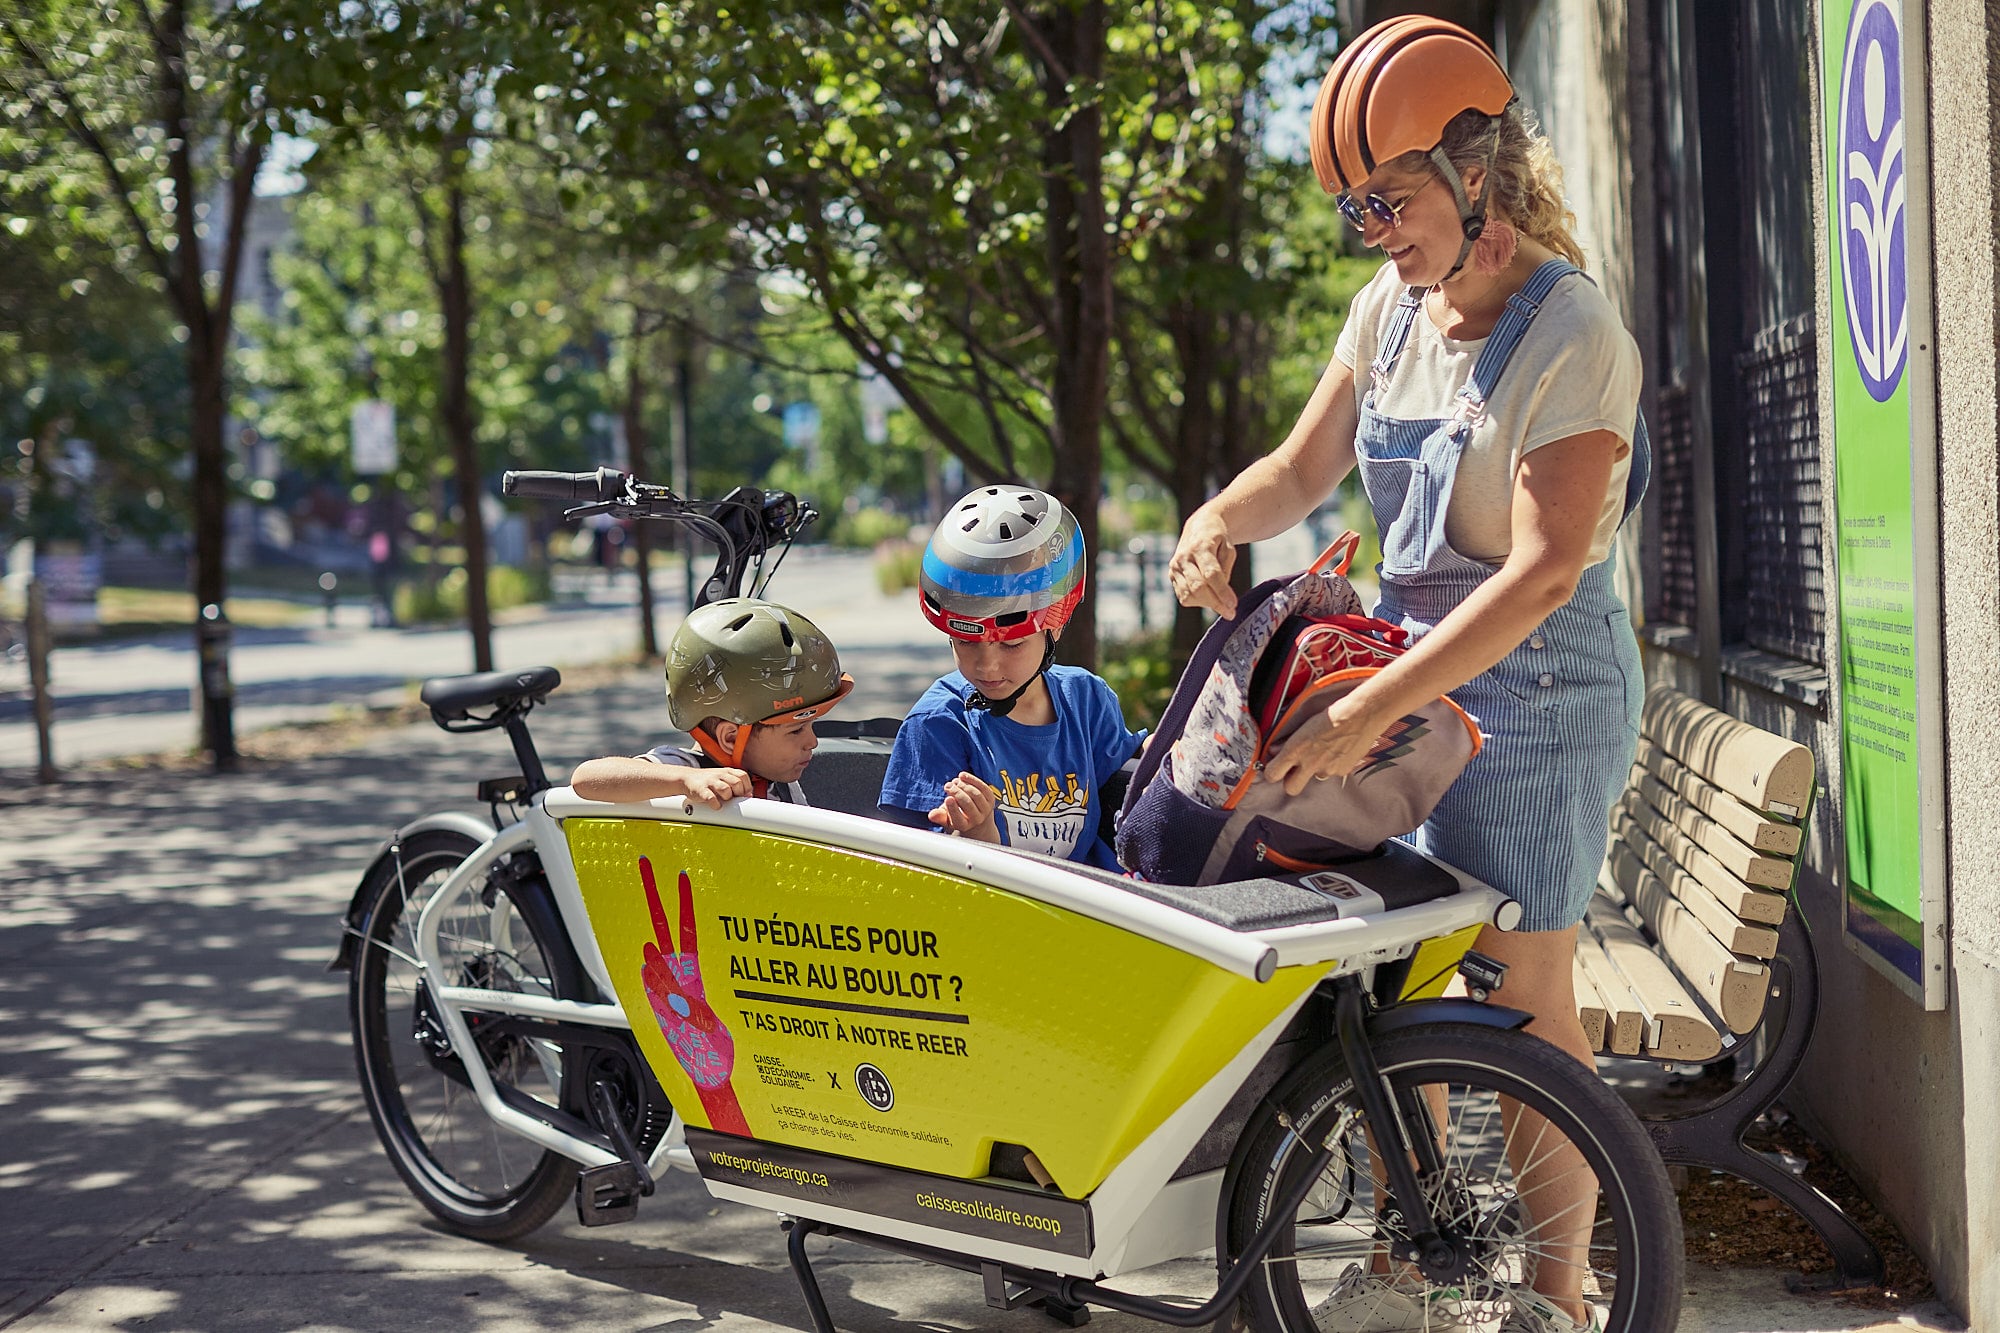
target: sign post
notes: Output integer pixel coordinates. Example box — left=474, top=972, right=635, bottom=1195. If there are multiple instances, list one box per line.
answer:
left=1821, top=0, right=1946, bottom=1007
left=350, top=400, right=396, bottom=476
left=351, top=400, right=397, bottom=626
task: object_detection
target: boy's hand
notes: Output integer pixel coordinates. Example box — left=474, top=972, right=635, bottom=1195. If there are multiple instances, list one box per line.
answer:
left=683, top=767, right=753, bottom=809
left=929, top=772, right=1002, bottom=843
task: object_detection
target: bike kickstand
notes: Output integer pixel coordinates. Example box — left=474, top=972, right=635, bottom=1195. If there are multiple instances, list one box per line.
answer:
left=785, top=1219, right=839, bottom=1333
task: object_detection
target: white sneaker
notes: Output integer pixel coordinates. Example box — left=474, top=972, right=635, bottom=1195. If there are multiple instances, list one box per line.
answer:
left=1496, top=1292, right=1606, bottom=1333
left=1310, top=1269, right=1468, bottom=1332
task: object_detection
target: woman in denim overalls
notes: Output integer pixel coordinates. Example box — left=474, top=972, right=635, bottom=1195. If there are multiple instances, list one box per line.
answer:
left=1169, top=19, right=1644, bottom=1333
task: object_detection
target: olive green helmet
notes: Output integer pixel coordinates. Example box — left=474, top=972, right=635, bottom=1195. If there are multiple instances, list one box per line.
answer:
left=664, top=599, right=853, bottom=738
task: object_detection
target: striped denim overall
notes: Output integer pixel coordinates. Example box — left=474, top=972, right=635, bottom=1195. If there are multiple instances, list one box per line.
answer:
left=1356, top=258, right=1649, bottom=931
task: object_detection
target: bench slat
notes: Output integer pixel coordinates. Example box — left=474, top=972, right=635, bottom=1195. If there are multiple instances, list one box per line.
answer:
left=1572, top=957, right=1608, bottom=1052
left=1633, top=771, right=1797, bottom=889
left=1575, top=928, right=1646, bottom=1055
left=1609, top=836, right=1780, bottom=960
left=1595, top=873, right=1770, bottom=1034
left=1583, top=897, right=1724, bottom=1061
left=1642, top=686, right=1815, bottom=816
left=1616, top=795, right=1788, bottom=924
left=1635, top=741, right=1804, bottom=855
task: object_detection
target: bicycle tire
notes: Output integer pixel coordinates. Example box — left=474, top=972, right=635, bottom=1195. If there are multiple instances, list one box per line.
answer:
left=1223, top=1022, right=1682, bottom=1333
left=349, top=828, right=587, bottom=1241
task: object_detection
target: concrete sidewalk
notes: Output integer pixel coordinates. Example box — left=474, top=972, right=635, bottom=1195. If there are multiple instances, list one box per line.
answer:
left=0, top=667, right=1962, bottom=1330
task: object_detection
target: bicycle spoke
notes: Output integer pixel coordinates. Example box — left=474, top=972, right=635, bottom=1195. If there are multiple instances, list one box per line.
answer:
left=1266, top=1071, right=1632, bottom=1319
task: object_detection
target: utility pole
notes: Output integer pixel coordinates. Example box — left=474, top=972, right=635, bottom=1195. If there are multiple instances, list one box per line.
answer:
left=672, top=331, right=696, bottom=611
left=26, top=578, right=55, bottom=784
left=625, top=322, right=659, bottom=658
left=17, top=435, right=57, bottom=783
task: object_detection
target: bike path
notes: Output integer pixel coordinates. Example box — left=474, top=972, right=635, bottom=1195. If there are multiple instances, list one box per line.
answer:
left=0, top=671, right=1958, bottom=1330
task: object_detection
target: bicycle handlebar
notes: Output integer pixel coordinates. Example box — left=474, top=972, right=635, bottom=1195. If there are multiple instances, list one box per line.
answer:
left=501, top=468, right=628, bottom=503
left=499, top=469, right=817, bottom=608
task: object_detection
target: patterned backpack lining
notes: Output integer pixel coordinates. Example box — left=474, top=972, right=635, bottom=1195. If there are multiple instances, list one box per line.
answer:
left=1168, top=568, right=1364, bottom=810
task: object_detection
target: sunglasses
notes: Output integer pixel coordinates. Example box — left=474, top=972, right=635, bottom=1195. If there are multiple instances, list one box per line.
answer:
left=1336, top=176, right=1436, bottom=231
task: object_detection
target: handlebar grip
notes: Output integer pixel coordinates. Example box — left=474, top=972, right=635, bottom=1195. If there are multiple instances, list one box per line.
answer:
left=501, top=468, right=628, bottom=503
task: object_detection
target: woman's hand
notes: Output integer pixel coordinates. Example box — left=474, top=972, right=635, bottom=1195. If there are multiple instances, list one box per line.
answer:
left=1262, top=693, right=1402, bottom=796
left=929, top=772, right=1002, bottom=842
left=1169, top=508, right=1241, bottom=619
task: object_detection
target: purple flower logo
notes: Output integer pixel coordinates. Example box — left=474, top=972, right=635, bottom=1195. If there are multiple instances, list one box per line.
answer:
left=1838, top=0, right=1908, bottom=402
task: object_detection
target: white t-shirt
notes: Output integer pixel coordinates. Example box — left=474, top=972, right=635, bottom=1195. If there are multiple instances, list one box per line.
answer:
left=1333, top=261, right=1642, bottom=564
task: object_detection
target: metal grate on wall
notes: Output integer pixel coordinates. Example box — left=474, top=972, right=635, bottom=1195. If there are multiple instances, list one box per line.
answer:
left=1650, top=383, right=1701, bottom=629
left=1737, top=316, right=1824, bottom=665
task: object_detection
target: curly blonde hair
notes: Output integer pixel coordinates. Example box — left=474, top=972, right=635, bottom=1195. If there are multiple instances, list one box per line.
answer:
left=1392, top=104, right=1586, bottom=270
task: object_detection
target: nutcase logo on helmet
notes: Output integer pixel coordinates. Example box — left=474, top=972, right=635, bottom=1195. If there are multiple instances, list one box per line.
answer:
left=946, top=617, right=985, bottom=638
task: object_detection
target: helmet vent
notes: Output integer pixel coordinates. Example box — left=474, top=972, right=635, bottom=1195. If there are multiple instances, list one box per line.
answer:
left=997, top=522, right=1014, bottom=539
left=728, top=614, right=754, bottom=631
left=961, top=519, right=979, bottom=532
left=994, top=610, right=1029, bottom=627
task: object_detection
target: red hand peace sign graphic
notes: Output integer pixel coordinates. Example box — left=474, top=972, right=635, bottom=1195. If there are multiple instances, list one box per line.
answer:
left=637, top=858, right=750, bottom=1135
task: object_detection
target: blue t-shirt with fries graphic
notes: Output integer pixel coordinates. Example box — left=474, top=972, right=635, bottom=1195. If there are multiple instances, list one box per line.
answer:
left=879, top=666, right=1145, bottom=871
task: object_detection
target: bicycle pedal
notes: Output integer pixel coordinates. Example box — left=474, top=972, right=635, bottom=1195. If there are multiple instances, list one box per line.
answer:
left=575, top=1162, right=644, bottom=1227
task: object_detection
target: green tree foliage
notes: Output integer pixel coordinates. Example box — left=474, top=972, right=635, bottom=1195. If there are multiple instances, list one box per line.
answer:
left=0, top=189, right=189, bottom=547
left=1102, top=3, right=1341, bottom=663
left=3, top=0, right=284, bottom=762
left=256, top=0, right=594, bottom=668
left=237, top=145, right=618, bottom=530
left=532, top=0, right=1355, bottom=665
left=542, top=0, right=1142, bottom=661
left=10, top=0, right=1378, bottom=693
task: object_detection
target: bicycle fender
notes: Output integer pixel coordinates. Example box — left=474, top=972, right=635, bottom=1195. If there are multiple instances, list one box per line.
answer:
left=1366, top=996, right=1533, bottom=1038
left=329, top=811, right=497, bottom=971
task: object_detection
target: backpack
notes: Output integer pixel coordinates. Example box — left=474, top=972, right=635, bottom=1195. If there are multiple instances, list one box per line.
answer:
left=1115, top=534, right=1482, bottom=886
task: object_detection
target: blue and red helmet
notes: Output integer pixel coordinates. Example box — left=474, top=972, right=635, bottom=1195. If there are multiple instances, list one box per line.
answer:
left=919, top=486, right=1086, bottom=643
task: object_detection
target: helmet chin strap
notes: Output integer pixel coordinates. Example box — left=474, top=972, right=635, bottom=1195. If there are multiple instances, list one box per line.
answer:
left=1427, top=145, right=1489, bottom=282
left=966, top=634, right=1057, bottom=718
left=691, top=722, right=754, bottom=768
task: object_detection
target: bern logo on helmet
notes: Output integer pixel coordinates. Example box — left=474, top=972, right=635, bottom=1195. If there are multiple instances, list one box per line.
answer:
left=947, top=617, right=985, bottom=637
left=772, top=695, right=806, bottom=710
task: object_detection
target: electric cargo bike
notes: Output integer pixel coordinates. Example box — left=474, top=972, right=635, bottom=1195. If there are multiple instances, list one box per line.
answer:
left=333, top=469, right=1683, bottom=1333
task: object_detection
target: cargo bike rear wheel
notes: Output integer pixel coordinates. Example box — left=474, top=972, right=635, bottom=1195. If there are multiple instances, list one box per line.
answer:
left=349, top=829, right=588, bottom=1241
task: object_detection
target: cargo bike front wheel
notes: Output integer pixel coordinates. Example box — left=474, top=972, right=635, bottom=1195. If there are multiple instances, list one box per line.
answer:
left=1224, top=1022, right=1682, bottom=1333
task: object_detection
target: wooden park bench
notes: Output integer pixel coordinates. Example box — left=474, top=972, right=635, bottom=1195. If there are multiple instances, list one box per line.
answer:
left=1574, top=684, right=1884, bottom=1289
left=802, top=688, right=1887, bottom=1290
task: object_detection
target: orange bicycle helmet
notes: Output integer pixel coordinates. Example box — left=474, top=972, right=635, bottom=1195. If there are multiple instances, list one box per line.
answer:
left=1309, top=16, right=1515, bottom=277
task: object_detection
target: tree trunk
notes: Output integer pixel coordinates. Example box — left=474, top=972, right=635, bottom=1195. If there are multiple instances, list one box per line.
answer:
left=1037, top=0, right=1112, bottom=670
left=186, top=336, right=238, bottom=764
left=438, top=166, right=493, bottom=672
left=1168, top=307, right=1218, bottom=674
left=625, top=334, right=659, bottom=658
left=158, top=0, right=248, bottom=768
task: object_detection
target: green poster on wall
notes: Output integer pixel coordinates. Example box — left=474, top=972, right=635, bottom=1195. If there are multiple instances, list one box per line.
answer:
left=1821, top=0, right=1942, bottom=1004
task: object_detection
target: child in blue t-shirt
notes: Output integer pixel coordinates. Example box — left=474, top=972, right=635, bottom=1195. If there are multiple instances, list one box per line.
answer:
left=878, top=487, right=1144, bottom=871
